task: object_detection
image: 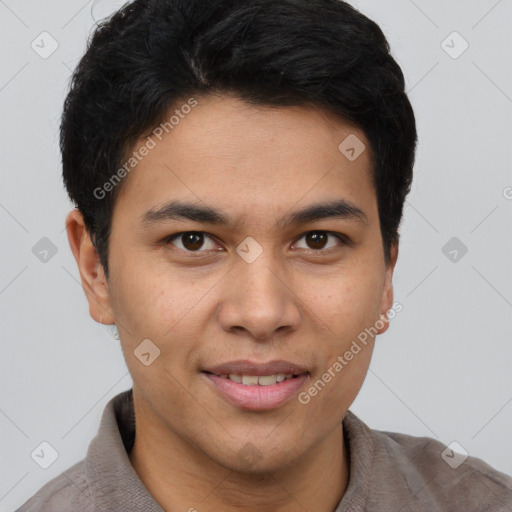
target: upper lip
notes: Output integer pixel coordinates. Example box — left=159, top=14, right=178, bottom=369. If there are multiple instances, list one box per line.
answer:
left=203, top=359, right=310, bottom=376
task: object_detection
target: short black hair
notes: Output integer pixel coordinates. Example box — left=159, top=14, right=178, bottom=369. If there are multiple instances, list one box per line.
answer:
left=61, top=0, right=416, bottom=278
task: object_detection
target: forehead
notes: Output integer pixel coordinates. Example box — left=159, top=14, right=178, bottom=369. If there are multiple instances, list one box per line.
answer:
left=113, top=94, right=377, bottom=229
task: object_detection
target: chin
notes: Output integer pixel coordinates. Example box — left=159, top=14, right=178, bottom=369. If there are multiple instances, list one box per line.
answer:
left=212, top=434, right=307, bottom=475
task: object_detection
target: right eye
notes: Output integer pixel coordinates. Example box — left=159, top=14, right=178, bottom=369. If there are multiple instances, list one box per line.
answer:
left=163, top=231, right=223, bottom=253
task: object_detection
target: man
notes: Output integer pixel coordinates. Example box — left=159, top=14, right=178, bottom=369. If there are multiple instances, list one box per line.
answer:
left=17, top=0, right=512, bottom=510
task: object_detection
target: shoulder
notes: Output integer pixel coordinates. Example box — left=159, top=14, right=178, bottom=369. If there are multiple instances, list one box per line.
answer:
left=15, top=459, right=96, bottom=512
left=343, top=410, right=512, bottom=511
left=375, top=426, right=512, bottom=511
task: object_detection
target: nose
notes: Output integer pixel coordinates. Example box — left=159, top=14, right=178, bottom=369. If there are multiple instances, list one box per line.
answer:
left=217, top=253, right=302, bottom=341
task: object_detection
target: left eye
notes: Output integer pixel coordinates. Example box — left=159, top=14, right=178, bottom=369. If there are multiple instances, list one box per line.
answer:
left=293, top=231, right=345, bottom=251
left=164, top=230, right=345, bottom=253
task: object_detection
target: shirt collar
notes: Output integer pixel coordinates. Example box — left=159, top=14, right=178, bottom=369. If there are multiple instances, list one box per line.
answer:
left=84, top=389, right=164, bottom=511
left=84, top=388, right=388, bottom=512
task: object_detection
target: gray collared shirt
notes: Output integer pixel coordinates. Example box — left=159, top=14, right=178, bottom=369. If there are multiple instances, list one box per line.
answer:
left=16, top=389, right=512, bottom=511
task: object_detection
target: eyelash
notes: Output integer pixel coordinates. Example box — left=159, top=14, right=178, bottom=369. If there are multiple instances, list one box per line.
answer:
left=162, top=230, right=348, bottom=255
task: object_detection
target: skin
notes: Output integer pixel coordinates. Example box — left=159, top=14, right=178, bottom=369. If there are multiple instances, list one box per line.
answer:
left=66, top=92, right=398, bottom=512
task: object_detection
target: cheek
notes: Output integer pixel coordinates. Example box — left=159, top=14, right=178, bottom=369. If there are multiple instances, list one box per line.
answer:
left=109, top=273, right=200, bottom=388
left=109, top=274, right=163, bottom=334
left=108, top=263, right=216, bottom=355
left=314, top=268, right=382, bottom=334
left=311, top=267, right=382, bottom=383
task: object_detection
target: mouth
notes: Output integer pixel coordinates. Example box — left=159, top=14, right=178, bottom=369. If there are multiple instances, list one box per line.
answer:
left=201, top=360, right=310, bottom=410
left=202, top=371, right=306, bottom=386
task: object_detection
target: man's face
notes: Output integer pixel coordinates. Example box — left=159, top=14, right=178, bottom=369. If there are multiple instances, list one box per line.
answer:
left=96, top=94, right=397, bottom=471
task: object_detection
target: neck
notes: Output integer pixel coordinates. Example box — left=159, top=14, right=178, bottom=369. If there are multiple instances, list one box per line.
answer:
left=129, top=393, right=350, bottom=512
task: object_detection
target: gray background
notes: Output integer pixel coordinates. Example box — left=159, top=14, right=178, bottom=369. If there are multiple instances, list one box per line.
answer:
left=1, top=0, right=511, bottom=510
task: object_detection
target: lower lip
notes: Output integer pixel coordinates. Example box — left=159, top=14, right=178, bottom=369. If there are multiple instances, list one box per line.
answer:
left=203, top=373, right=309, bottom=410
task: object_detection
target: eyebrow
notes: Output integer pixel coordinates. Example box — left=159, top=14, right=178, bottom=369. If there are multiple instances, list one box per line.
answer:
left=141, top=199, right=368, bottom=230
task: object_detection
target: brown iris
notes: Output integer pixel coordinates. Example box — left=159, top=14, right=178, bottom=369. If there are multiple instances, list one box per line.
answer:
left=304, top=231, right=329, bottom=250
left=176, top=231, right=332, bottom=252
left=181, top=232, right=205, bottom=251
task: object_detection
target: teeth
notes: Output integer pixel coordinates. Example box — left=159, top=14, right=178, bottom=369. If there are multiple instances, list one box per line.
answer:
left=222, top=373, right=296, bottom=385
left=241, top=375, right=259, bottom=385
left=258, top=375, right=278, bottom=386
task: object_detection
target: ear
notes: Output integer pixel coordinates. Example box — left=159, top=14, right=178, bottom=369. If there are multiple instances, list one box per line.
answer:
left=65, top=209, right=115, bottom=325
left=376, top=241, right=399, bottom=335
